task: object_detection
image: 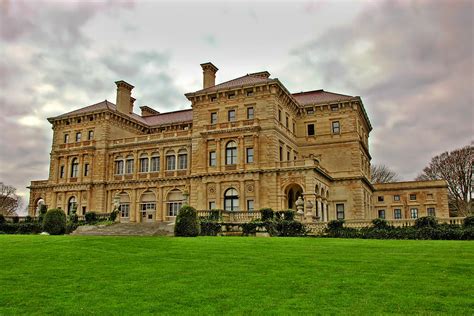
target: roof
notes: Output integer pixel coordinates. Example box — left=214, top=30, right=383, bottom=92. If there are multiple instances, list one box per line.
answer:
left=193, top=72, right=275, bottom=94
left=374, top=180, right=448, bottom=191
left=49, top=100, right=192, bottom=126
left=292, top=90, right=355, bottom=106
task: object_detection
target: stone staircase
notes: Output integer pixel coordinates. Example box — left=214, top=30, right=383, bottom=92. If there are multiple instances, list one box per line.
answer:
left=71, top=222, right=174, bottom=236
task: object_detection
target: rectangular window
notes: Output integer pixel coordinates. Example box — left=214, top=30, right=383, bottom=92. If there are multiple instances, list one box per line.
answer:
left=292, top=123, right=296, bottom=134
left=209, top=201, right=216, bottom=210
left=427, top=207, right=436, bottom=217
left=228, top=110, right=236, bottom=122
left=227, top=92, right=235, bottom=99
left=178, top=154, right=187, bottom=169
left=166, top=155, right=176, bottom=170
left=306, top=107, right=314, bottom=114
left=279, top=146, right=283, bottom=161
left=150, top=156, right=160, bottom=172
left=167, top=202, right=182, bottom=216
left=246, top=90, right=254, bottom=96
left=84, top=163, right=89, bottom=176
left=410, top=208, right=418, bottom=219
left=71, top=163, right=78, bottom=178
left=394, top=209, right=402, bottom=219
left=285, top=115, right=289, bottom=128
left=278, top=109, right=282, bottom=122
left=115, top=160, right=124, bottom=175
left=427, top=193, right=434, bottom=200
left=307, top=124, right=315, bottom=136
left=75, top=132, right=81, bottom=142
left=246, top=148, right=254, bottom=163
left=210, top=96, right=217, bottom=102
left=210, top=112, right=217, bottom=124
left=247, top=200, right=254, bottom=212
left=378, top=196, right=384, bottom=202
left=394, top=195, right=400, bottom=201
left=378, top=210, right=386, bottom=219
left=226, top=147, right=237, bottom=165
left=120, top=204, right=130, bottom=218
left=331, top=104, right=339, bottom=111
left=336, top=203, right=345, bottom=220
left=125, top=158, right=134, bottom=174
left=64, top=134, right=69, bottom=144
left=139, top=158, right=149, bottom=173
left=209, top=151, right=217, bottom=166
left=247, top=107, right=254, bottom=119
left=410, top=194, right=417, bottom=201
left=88, top=130, right=94, bottom=140
left=287, top=151, right=290, bottom=161
left=332, top=121, right=340, bottom=134
left=60, top=166, right=65, bottom=178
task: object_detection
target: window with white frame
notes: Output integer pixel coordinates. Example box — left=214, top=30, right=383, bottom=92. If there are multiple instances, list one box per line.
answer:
left=427, top=207, right=436, bottom=217
left=228, top=109, right=236, bottom=122
left=410, top=208, right=418, bottom=219
left=210, top=112, right=217, bottom=124
left=209, top=151, right=217, bottom=166
left=246, top=148, right=254, bottom=163
left=167, top=202, right=182, bottom=216
left=75, top=132, right=81, bottom=142
left=226, top=141, right=237, bottom=165
left=139, top=154, right=149, bottom=173
left=125, top=155, right=134, bottom=174
left=247, top=200, right=254, bottom=212
left=150, top=154, right=160, bottom=172
left=115, top=158, right=124, bottom=175
left=166, top=151, right=176, bottom=170
left=178, top=150, right=187, bottom=169
left=394, top=209, right=402, bottom=219
left=247, top=107, right=254, bottom=119
left=119, top=204, right=130, bottom=218
left=332, top=121, right=340, bottom=134
left=224, top=188, right=239, bottom=211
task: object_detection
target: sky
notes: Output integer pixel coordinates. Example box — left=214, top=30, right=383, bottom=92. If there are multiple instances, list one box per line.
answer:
left=0, top=0, right=473, bottom=212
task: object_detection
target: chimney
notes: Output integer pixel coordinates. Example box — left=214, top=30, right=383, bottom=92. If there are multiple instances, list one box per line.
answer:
left=115, top=80, right=134, bottom=114
left=200, top=62, right=218, bottom=89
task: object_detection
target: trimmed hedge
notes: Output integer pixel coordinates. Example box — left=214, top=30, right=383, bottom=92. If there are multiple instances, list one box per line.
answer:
left=175, top=205, right=200, bottom=237
left=85, top=212, right=97, bottom=224
left=200, top=220, right=221, bottom=236
left=260, top=208, right=274, bottom=221
left=43, top=209, right=67, bottom=235
left=463, top=216, right=474, bottom=228
left=0, top=222, right=43, bottom=234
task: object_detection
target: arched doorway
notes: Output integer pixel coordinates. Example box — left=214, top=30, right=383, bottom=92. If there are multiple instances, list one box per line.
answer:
left=285, top=184, right=303, bottom=210
left=67, top=196, right=77, bottom=215
left=140, top=191, right=156, bottom=222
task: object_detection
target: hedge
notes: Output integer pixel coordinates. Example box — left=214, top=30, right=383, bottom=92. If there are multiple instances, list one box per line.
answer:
left=43, top=209, right=67, bottom=235
left=175, top=205, right=200, bottom=237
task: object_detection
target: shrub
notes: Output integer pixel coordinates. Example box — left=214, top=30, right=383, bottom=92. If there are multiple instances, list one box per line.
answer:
left=241, top=222, right=258, bottom=236
left=12, top=216, right=19, bottom=224
left=66, top=222, right=79, bottom=234
left=109, top=210, right=118, bottom=222
left=463, top=216, right=474, bottom=228
left=327, top=219, right=344, bottom=231
left=372, top=218, right=389, bottom=230
left=200, top=220, right=221, bottom=236
left=85, top=212, right=97, bottom=224
left=283, top=210, right=295, bottom=221
left=260, top=208, right=274, bottom=221
left=174, top=205, right=200, bottom=237
left=0, top=214, right=5, bottom=225
left=209, top=210, right=221, bottom=221
left=415, top=216, right=438, bottom=229
left=273, top=220, right=307, bottom=237
left=38, top=204, right=47, bottom=223
left=24, top=215, right=33, bottom=223
left=17, top=222, right=42, bottom=234
left=0, top=223, right=18, bottom=234
left=43, top=209, right=67, bottom=235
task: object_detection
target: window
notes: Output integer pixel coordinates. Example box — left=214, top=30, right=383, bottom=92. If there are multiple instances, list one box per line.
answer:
left=247, top=107, right=254, bottom=119
left=115, top=159, right=124, bottom=175
left=227, top=92, right=235, bottom=99
left=278, top=109, right=282, bottom=122
left=336, top=203, right=345, bottom=220
left=209, top=201, right=216, bottom=210
left=210, top=96, right=217, bottom=102
left=306, top=107, right=314, bottom=114
left=247, top=200, right=254, bottom=212
left=60, top=166, right=65, bottom=178
left=427, top=207, right=436, bottom=217
left=210, top=112, right=217, bottom=124
left=225, top=141, right=237, bottom=165
left=64, top=134, right=69, bottom=144
left=410, top=208, right=418, bottom=219
left=378, top=196, right=384, bottom=202
left=279, top=146, right=283, bottom=161
left=178, top=151, right=187, bottom=169
left=427, top=193, right=434, bottom=200
left=140, top=202, right=156, bottom=213
left=166, top=154, right=176, bottom=170
left=209, top=151, right=217, bottom=166
left=119, top=204, right=130, bottom=218
left=84, top=163, right=89, bottom=176
left=378, top=210, right=386, bottom=219
left=394, top=209, right=402, bottom=219
left=394, top=195, right=400, bottom=201
left=228, top=109, right=236, bottom=122
left=287, top=151, right=290, bottom=161
left=332, top=121, right=340, bottom=134
left=167, top=202, right=182, bottom=216
left=70, top=158, right=79, bottom=178
left=331, top=104, right=339, bottom=111
left=75, top=132, right=81, bottom=142
left=246, top=90, right=254, bottom=96
left=307, top=124, right=315, bottom=136
left=150, top=154, right=160, bottom=172
left=224, top=188, right=239, bottom=211
left=409, top=194, right=416, bottom=201
left=246, top=148, right=254, bottom=163
left=88, top=130, right=94, bottom=140
left=125, top=156, right=134, bottom=174
left=292, top=123, right=296, bottom=134
left=285, top=115, right=289, bottom=128
left=139, top=155, right=149, bottom=173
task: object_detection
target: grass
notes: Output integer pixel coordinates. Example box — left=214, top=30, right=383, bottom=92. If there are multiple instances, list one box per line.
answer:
left=0, top=236, right=473, bottom=315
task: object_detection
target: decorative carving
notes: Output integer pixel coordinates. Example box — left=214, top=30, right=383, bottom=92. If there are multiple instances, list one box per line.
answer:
left=208, top=184, right=216, bottom=197
left=246, top=184, right=254, bottom=193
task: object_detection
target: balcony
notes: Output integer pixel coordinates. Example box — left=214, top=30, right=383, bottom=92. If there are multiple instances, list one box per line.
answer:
left=110, top=131, right=191, bottom=146
left=205, top=118, right=259, bottom=131
left=58, top=140, right=95, bottom=150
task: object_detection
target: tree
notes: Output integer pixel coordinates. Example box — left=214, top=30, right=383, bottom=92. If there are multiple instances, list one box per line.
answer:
left=415, top=144, right=473, bottom=217
left=0, top=182, right=22, bottom=216
left=370, top=164, right=400, bottom=183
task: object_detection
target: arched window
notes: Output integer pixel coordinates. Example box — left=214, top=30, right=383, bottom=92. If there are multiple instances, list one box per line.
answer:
left=224, top=188, right=239, bottom=211
left=150, top=152, right=160, bottom=172
left=166, top=189, right=184, bottom=216
left=166, top=150, right=176, bottom=170
left=139, top=153, right=149, bottom=173
left=125, top=155, right=134, bottom=174
left=225, top=141, right=237, bottom=165
left=115, top=156, right=124, bottom=175
left=68, top=196, right=77, bottom=215
left=70, top=158, right=79, bottom=178
left=140, top=191, right=156, bottom=222
left=178, top=149, right=188, bottom=170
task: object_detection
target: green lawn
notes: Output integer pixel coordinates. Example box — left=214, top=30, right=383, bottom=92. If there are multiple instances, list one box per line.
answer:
left=0, top=236, right=472, bottom=315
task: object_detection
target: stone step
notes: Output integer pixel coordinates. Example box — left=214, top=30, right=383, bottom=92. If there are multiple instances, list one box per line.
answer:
left=72, top=222, right=175, bottom=236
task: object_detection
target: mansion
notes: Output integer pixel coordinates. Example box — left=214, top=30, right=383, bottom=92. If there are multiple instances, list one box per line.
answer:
left=28, top=63, right=449, bottom=222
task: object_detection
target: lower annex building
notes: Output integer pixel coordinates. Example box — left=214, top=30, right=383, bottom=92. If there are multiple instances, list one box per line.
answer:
left=28, top=63, right=449, bottom=222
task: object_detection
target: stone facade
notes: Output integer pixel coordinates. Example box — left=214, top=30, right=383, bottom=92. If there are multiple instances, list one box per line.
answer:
left=28, top=62, right=450, bottom=221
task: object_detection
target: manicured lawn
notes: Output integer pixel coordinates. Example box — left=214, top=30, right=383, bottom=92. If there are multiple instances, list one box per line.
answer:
left=0, top=236, right=472, bottom=315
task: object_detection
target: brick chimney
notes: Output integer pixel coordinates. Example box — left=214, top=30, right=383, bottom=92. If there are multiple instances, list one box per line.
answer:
left=200, top=62, right=218, bottom=89
left=115, top=80, right=134, bottom=114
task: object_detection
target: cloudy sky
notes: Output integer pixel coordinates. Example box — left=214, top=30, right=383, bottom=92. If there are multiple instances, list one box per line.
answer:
left=1, top=0, right=473, bottom=211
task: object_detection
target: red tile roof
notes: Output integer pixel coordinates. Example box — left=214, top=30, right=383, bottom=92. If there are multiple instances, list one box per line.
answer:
left=292, top=90, right=354, bottom=105
left=193, top=72, right=275, bottom=94
left=52, top=100, right=114, bottom=119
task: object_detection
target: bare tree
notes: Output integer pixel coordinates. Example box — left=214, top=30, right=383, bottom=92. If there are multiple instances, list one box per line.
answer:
left=415, top=143, right=473, bottom=216
left=0, top=182, right=22, bottom=216
left=370, top=164, right=400, bottom=183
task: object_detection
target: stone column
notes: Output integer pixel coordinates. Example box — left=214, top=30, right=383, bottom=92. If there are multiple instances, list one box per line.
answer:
left=216, top=138, right=222, bottom=172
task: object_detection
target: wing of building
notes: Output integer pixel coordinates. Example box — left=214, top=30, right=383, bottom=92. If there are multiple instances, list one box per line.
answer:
left=28, top=62, right=449, bottom=221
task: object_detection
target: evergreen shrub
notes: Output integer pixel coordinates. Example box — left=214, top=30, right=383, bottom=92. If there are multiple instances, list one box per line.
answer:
left=174, top=205, right=200, bottom=237
left=85, top=212, right=97, bottom=224
left=415, top=216, right=438, bottom=229
left=43, top=209, right=67, bottom=235
left=260, top=208, right=274, bottom=221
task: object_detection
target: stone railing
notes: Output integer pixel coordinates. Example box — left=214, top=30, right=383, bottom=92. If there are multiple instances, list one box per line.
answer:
left=205, top=118, right=260, bottom=131
left=58, top=140, right=95, bottom=150
left=196, top=210, right=261, bottom=223
left=110, top=130, right=191, bottom=146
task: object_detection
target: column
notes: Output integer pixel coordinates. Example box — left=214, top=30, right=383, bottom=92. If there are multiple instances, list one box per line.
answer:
left=253, top=134, right=259, bottom=168
left=238, top=136, right=244, bottom=170
left=216, top=139, right=222, bottom=172
left=239, top=180, right=245, bottom=211
left=159, top=147, right=165, bottom=177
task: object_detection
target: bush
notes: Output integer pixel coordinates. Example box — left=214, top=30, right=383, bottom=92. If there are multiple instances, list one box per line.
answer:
left=209, top=210, right=221, bottom=221
left=0, top=223, right=18, bottom=234
left=43, top=209, right=67, bottom=235
left=241, top=222, right=259, bottom=236
left=174, top=205, right=200, bottom=237
left=66, top=222, right=79, bottom=234
left=463, top=216, right=474, bottom=228
left=415, top=216, right=438, bottom=229
left=17, top=222, right=42, bottom=234
left=85, top=212, right=97, bottom=224
left=38, top=204, right=47, bottom=223
left=200, top=220, right=221, bottom=236
left=272, top=220, right=306, bottom=237
left=372, top=218, right=389, bottom=229
left=12, top=216, right=19, bottom=224
left=24, top=215, right=33, bottom=223
left=260, top=208, right=274, bottom=221
left=0, top=214, right=5, bottom=225
left=327, top=219, right=344, bottom=231
left=109, top=210, right=118, bottom=222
